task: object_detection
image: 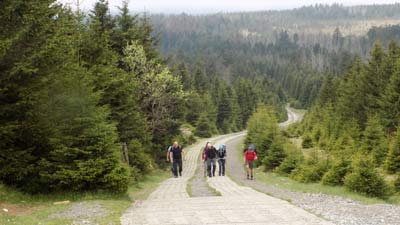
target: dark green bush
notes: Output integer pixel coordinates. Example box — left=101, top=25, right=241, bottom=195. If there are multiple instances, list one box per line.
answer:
left=344, top=155, right=389, bottom=198
left=302, top=135, right=314, bottom=149
left=276, top=151, right=304, bottom=175
left=290, top=152, right=328, bottom=183
left=262, top=143, right=287, bottom=171
left=195, top=114, right=213, bottom=138
left=393, top=173, right=400, bottom=193
left=322, top=157, right=350, bottom=186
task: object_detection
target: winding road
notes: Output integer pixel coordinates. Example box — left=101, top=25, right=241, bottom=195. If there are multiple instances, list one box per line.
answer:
left=121, top=107, right=332, bottom=225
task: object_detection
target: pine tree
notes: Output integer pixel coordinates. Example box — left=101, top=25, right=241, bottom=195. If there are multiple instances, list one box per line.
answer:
left=344, top=154, right=388, bottom=198
left=385, top=132, right=400, bottom=174
left=380, top=59, right=400, bottom=131
left=195, top=114, right=213, bottom=138
left=217, top=84, right=233, bottom=133
left=361, top=115, right=388, bottom=164
left=112, top=0, right=139, bottom=60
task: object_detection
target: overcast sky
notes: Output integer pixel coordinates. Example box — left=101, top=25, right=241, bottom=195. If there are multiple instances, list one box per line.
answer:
left=59, top=0, right=400, bottom=14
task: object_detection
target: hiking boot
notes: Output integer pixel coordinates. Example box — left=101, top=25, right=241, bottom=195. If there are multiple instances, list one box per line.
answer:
left=247, top=174, right=249, bottom=180
left=179, top=172, right=182, bottom=176
left=250, top=176, right=253, bottom=180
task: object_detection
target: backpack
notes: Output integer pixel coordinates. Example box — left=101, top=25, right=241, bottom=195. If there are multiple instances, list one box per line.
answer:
left=217, top=145, right=226, bottom=158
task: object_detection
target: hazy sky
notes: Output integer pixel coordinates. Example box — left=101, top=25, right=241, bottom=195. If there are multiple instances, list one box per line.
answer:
left=59, top=0, right=400, bottom=14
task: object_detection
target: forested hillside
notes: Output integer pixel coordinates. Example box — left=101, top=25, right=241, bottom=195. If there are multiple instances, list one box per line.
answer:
left=152, top=4, right=400, bottom=107
left=243, top=41, right=400, bottom=198
left=0, top=0, right=285, bottom=194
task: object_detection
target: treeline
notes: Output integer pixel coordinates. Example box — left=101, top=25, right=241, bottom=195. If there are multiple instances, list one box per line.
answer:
left=288, top=42, right=400, bottom=197
left=171, top=62, right=286, bottom=137
left=164, top=29, right=352, bottom=108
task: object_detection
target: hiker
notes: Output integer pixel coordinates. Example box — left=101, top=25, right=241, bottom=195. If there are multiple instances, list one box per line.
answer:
left=204, top=143, right=217, bottom=177
left=217, top=144, right=227, bottom=176
left=169, top=141, right=185, bottom=178
left=202, top=142, right=210, bottom=177
left=244, top=144, right=257, bottom=180
left=166, top=145, right=174, bottom=176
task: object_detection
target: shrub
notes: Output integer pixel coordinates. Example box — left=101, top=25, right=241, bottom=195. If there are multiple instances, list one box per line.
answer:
left=195, top=114, right=213, bottom=138
left=385, top=132, right=400, bottom=174
left=302, top=135, right=313, bottom=149
left=128, top=139, right=154, bottom=180
left=276, top=150, right=304, bottom=175
left=322, top=156, right=350, bottom=186
left=344, top=155, right=389, bottom=198
left=394, top=173, right=400, bottom=193
left=290, top=151, right=328, bottom=183
left=262, top=143, right=286, bottom=171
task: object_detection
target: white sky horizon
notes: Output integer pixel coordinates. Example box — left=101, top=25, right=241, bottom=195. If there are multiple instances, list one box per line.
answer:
left=58, top=0, right=400, bottom=15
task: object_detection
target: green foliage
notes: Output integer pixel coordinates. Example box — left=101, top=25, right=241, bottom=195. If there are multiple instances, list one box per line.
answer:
left=290, top=151, right=328, bottom=183
left=361, top=115, right=388, bottom=164
left=276, top=148, right=304, bottom=175
left=302, top=135, right=314, bottom=149
left=246, top=105, right=284, bottom=167
left=344, top=155, right=389, bottom=198
left=385, top=132, right=400, bottom=174
left=195, top=114, right=213, bottom=138
left=394, top=173, right=400, bottom=193
left=262, top=143, right=287, bottom=171
left=322, top=156, right=350, bottom=186
left=380, top=56, right=400, bottom=131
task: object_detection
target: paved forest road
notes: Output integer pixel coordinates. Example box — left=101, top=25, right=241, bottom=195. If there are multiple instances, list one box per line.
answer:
left=121, top=109, right=333, bottom=225
left=279, top=106, right=302, bottom=128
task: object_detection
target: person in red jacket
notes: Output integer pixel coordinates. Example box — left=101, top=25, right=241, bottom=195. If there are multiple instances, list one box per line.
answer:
left=244, top=144, right=257, bottom=180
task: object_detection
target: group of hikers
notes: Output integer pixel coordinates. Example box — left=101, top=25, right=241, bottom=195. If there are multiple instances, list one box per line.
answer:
left=166, top=141, right=258, bottom=180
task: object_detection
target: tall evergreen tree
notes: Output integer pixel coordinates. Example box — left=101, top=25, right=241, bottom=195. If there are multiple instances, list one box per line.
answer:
left=385, top=131, right=400, bottom=174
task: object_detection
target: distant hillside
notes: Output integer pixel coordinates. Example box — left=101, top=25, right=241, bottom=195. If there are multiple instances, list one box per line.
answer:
left=150, top=4, right=400, bottom=108
left=152, top=4, right=400, bottom=55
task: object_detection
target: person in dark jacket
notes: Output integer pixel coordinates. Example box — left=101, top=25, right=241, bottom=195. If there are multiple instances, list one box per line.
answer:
left=169, top=141, right=185, bottom=178
left=204, top=143, right=218, bottom=177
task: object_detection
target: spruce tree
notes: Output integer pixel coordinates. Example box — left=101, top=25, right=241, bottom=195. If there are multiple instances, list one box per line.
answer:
left=380, top=59, right=400, bottom=131
left=344, top=154, right=388, bottom=198
left=361, top=115, right=388, bottom=164
left=195, top=114, right=213, bottom=138
left=385, top=131, right=400, bottom=174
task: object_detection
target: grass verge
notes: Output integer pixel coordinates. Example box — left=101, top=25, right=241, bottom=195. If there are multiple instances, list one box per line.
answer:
left=0, top=169, right=169, bottom=225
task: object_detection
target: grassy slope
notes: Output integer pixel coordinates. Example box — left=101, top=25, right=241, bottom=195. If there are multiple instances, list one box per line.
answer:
left=235, top=138, right=400, bottom=205
left=0, top=170, right=169, bottom=225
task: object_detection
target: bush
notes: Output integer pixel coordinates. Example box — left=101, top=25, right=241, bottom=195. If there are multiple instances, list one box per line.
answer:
left=385, top=132, right=400, bottom=174
left=290, top=152, right=328, bottom=183
left=195, top=114, right=213, bottom=138
left=393, top=173, right=400, bottom=193
left=128, top=139, right=154, bottom=180
left=276, top=150, right=304, bottom=175
left=245, top=105, right=281, bottom=165
left=286, top=123, right=302, bottom=138
left=262, top=143, right=286, bottom=171
left=302, top=135, right=313, bottom=149
left=344, top=155, right=389, bottom=198
left=322, top=156, right=350, bottom=186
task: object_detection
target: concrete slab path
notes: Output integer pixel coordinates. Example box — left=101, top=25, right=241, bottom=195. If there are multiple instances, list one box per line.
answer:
left=121, top=132, right=334, bottom=225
